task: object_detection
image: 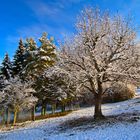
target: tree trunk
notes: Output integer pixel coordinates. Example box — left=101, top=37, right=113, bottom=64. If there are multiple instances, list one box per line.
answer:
left=41, top=101, right=46, bottom=116
left=43, top=104, right=46, bottom=115
left=51, top=104, right=56, bottom=114
left=61, top=104, right=65, bottom=112
left=1, top=108, right=5, bottom=125
left=94, top=94, right=105, bottom=120
left=31, top=106, right=35, bottom=121
left=13, top=108, right=18, bottom=125
left=41, top=107, right=44, bottom=116
left=6, top=107, right=10, bottom=125
left=70, top=103, right=74, bottom=111
left=75, top=103, right=80, bottom=110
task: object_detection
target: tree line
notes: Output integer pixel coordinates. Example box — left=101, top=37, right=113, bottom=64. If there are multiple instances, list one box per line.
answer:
left=0, top=33, right=78, bottom=125
left=0, top=7, right=140, bottom=125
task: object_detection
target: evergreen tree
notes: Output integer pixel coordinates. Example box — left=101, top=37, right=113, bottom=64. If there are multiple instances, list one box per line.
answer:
left=23, top=33, right=57, bottom=80
left=0, top=67, right=5, bottom=90
left=25, top=38, right=37, bottom=51
left=23, top=33, right=57, bottom=116
left=13, top=39, right=25, bottom=76
left=38, top=32, right=56, bottom=71
left=22, top=38, right=38, bottom=80
left=1, top=53, right=13, bottom=80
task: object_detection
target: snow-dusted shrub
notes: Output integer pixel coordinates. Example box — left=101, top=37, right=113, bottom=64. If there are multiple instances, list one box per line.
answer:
left=104, top=83, right=135, bottom=102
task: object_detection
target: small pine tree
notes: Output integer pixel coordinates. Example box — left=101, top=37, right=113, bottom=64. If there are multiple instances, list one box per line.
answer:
left=1, top=53, right=13, bottom=80
left=13, top=39, right=25, bottom=76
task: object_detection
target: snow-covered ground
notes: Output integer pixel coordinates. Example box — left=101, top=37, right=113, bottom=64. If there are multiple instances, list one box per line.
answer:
left=0, top=96, right=140, bottom=140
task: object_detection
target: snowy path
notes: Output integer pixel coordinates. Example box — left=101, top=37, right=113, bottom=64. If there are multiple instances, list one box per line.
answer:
left=0, top=97, right=140, bottom=140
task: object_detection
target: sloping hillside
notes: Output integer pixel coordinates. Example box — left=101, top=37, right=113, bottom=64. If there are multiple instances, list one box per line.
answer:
left=0, top=96, right=140, bottom=140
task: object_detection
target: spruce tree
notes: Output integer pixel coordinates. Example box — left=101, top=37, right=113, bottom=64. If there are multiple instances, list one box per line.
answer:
left=24, top=33, right=57, bottom=80
left=37, top=32, right=56, bottom=73
left=0, top=67, right=5, bottom=90
left=1, top=53, right=13, bottom=80
left=24, top=33, right=57, bottom=116
left=25, top=38, right=37, bottom=51
left=22, top=38, right=38, bottom=79
left=13, top=39, right=25, bottom=76
left=33, top=32, right=57, bottom=102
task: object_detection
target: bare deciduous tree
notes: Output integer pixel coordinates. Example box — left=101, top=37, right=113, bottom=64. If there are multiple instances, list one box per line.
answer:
left=61, top=7, right=140, bottom=119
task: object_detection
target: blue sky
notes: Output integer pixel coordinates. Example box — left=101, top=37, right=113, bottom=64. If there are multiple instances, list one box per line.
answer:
left=0, top=0, right=140, bottom=63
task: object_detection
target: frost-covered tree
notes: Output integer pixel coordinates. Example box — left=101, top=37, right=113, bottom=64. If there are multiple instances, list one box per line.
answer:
left=0, top=89, right=7, bottom=124
left=23, top=33, right=57, bottom=80
left=37, top=33, right=56, bottom=74
left=35, top=61, right=78, bottom=114
left=62, top=8, right=140, bottom=119
left=19, top=34, right=57, bottom=118
left=1, top=78, right=38, bottom=125
left=21, top=38, right=37, bottom=80
left=0, top=67, right=4, bottom=91
left=1, top=53, right=13, bottom=80
left=13, top=39, right=25, bottom=76
left=25, top=38, right=37, bottom=51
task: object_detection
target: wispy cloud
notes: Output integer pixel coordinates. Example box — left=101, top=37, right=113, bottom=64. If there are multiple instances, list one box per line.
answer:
left=24, top=0, right=85, bottom=21
left=4, top=0, right=84, bottom=55
left=27, top=1, right=60, bottom=18
left=25, top=0, right=66, bottom=20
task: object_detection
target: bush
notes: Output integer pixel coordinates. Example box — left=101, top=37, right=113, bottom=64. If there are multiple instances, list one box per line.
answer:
left=103, top=83, right=135, bottom=103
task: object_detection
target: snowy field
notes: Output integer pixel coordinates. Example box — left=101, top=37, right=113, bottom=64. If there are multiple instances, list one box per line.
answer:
left=0, top=96, right=140, bottom=140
